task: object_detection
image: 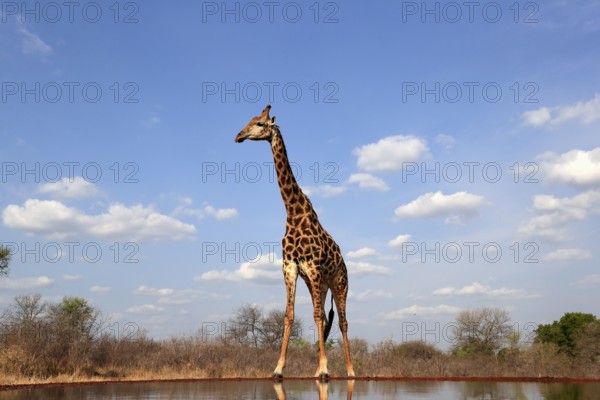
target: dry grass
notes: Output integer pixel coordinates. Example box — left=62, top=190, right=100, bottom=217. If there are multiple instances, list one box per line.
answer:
left=1, top=335, right=599, bottom=386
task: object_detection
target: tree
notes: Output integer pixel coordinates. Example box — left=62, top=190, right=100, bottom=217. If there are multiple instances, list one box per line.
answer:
left=11, top=294, right=47, bottom=324
left=227, top=304, right=303, bottom=349
left=575, top=320, right=600, bottom=363
left=227, top=304, right=263, bottom=347
left=451, top=307, right=514, bottom=356
left=260, top=309, right=302, bottom=350
left=535, top=312, right=598, bottom=357
left=0, top=246, right=10, bottom=277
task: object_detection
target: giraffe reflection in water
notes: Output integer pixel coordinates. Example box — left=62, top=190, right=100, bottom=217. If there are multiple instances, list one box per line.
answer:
left=273, top=380, right=355, bottom=400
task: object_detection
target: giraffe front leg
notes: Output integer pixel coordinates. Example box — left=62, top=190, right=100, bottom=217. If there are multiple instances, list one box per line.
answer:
left=273, top=262, right=297, bottom=379
left=333, top=271, right=355, bottom=378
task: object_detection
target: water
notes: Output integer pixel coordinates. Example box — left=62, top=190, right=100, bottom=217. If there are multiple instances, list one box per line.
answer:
left=1, top=380, right=598, bottom=399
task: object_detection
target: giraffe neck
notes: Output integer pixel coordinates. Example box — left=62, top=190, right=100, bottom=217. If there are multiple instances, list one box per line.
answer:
left=270, top=127, right=310, bottom=217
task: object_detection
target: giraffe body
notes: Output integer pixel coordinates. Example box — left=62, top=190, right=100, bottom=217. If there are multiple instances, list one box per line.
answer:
left=235, top=105, right=355, bottom=379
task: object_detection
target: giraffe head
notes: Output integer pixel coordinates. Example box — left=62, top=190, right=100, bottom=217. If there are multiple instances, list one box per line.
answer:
left=235, top=105, right=277, bottom=143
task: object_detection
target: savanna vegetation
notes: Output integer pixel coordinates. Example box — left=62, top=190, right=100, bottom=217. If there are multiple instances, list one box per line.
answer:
left=1, top=293, right=600, bottom=386
left=0, top=246, right=10, bottom=277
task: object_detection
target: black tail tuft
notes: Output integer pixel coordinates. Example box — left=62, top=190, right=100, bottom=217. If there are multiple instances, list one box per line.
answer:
left=323, top=294, right=335, bottom=343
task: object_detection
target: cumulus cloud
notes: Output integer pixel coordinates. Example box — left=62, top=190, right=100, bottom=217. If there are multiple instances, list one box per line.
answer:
left=348, top=289, right=393, bottom=301
left=346, top=247, right=378, bottom=259
left=519, top=190, right=600, bottom=241
left=38, top=177, right=102, bottom=199
left=134, top=285, right=228, bottom=305
left=346, top=261, right=389, bottom=276
left=394, top=191, right=487, bottom=223
left=544, top=248, right=592, bottom=261
left=173, top=202, right=238, bottom=220
left=353, top=135, right=429, bottom=172
left=134, top=285, right=175, bottom=296
left=302, top=185, right=348, bottom=198
left=305, top=174, right=389, bottom=197
left=432, top=282, right=537, bottom=299
left=90, top=286, right=111, bottom=293
left=126, top=304, right=164, bottom=314
left=198, top=253, right=282, bottom=285
left=522, top=107, right=552, bottom=127
left=2, top=199, right=196, bottom=241
left=384, top=304, right=461, bottom=320
left=576, top=274, right=600, bottom=285
left=522, top=93, right=600, bottom=127
left=0, top=276, right=53, bottom=290
left=347, top=173, right=390, bottom=191
left=63, top=275, right=81, bottom=281
left=537, top=147, right=600, bottom=187
left=388, top=234, right=412, bottom=248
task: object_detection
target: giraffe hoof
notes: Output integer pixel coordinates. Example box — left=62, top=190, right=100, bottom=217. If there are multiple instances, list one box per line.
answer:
left=272, top=373, right=284, bottom=381
left=318, top=373, right=330, bottom=381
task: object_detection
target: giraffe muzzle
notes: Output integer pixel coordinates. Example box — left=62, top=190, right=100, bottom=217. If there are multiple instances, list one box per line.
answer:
left=235, top=131, right=247, bottom=143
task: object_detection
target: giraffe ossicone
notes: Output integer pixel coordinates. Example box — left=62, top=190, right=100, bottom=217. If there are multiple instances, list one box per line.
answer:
left=235, top=105, right=355, bottom=379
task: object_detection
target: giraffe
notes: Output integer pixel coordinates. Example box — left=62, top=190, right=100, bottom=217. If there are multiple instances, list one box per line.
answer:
left=235, top=105, right=355, bottom=379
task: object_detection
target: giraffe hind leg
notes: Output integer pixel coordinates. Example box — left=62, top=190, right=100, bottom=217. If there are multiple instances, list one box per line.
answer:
left=331, top=272, right=356, bottom=377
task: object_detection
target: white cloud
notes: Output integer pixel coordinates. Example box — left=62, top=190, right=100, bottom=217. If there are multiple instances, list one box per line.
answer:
left=157, top=297, right=191, bottom=305
left=522, top=107, right=551, bottom=127
left=346, top=261, right=389, bottom=276
left=353, top=135, right=429, bottom=172
left=17, top=25, right=52, bottom=56
left=518, top=212, right=574, bottom=242
left=519, top=190, right=600, bottom=241
left=388, top=234, right=412, bottom=248
left=143, top=116, right=161, bottom=127
left=538, top=147, right=600, bottom=187
left=173, top=202, right=239, bottom=220
left=198, top=253, right=282, bottom=284
left=133, top=285, right=175, bottom=296
left=63, top=274, right=81, bottom=281
left=544, top=248, right=592, bottom=261
left=302, top=185, right=347, bottom=198
left=38, top=177, right=102, bottom=199
left=433, top=282, right=536, bottom=299
left=384, top=304, right=461, bottom=320
left=2, top=199, right=196, bottom=241
left=346, top=247, right=378, bottom=259
left=522, top=94, right=600, bottom=126
left=394, top=191, right=487, bottom=223
left=0, top=276, right=53, bottom=290
left=90, top=286, right=111, bottom=293
left=348, top=289, right=393, bottom=301
left=133, top=286, right=228, bottom=305
left=127, top=304, right=164, bottom=314
left=435, top=134, right=456, bottom=151
left=347, top=173, right=390, bottom=192
left=576, top=274, right=600, bottom=285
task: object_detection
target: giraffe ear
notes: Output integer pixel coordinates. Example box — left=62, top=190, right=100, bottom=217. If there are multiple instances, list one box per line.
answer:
left=271, top=116, right=276, bottom=124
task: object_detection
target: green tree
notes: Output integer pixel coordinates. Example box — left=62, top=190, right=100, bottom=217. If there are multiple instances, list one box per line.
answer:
left=535, top=312, right=598, bottom=356
left=49, top=296, right=98, bottom=342
left=0, top=246, right=11, bottom=277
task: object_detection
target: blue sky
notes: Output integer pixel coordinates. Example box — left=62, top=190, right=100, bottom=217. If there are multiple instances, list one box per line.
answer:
left=1, top=0, right=599, bottom=347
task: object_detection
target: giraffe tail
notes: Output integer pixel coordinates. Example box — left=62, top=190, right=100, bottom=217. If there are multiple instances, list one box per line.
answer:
left=323, top=293, right=335, bottom=343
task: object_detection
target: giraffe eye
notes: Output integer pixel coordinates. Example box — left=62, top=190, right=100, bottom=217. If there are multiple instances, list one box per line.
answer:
left=256, top=122, right=264, bottom=127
